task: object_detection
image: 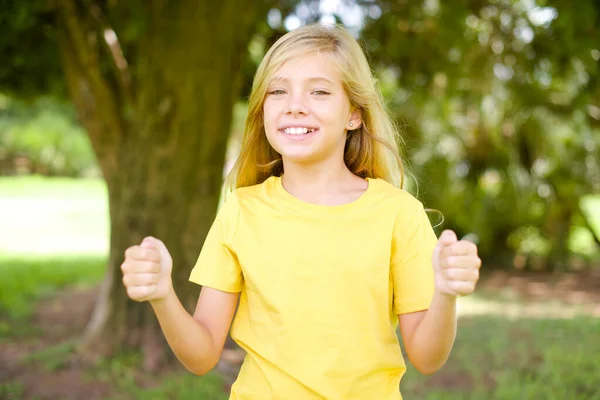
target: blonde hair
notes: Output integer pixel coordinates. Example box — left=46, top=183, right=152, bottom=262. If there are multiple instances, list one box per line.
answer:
left=225, top=23, right=405, bottom=191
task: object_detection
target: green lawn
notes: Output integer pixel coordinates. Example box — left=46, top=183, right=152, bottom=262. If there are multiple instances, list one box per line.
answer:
left=401, top=315, right=600, bottom=399
left=0, top=176, right=109, bottom=256
left=0, top=176, right=109, bottom=322
left=1, top=176, right=599, bottom=400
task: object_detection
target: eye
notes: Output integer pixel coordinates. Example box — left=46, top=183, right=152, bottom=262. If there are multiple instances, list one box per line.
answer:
left=268, top=89, right=286, bottom=95
left=312, top=90, right=330, bottom=96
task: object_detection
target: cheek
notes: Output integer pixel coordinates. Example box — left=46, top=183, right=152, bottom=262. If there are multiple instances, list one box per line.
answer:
left=262, top=103, right=278, bottom=133
left=262, top=105, right=281, bottom=151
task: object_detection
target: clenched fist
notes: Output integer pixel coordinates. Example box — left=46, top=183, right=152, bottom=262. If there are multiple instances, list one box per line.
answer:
left=432, top=230, right=481, bottom=297
left=121, top=236, right=173, bottom=302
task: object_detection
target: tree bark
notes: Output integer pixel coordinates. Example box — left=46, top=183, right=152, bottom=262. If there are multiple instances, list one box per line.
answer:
left=55, top=0, right=272, bottom=369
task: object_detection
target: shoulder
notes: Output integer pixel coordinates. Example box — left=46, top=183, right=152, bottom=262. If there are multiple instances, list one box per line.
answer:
left=221, top=176, right=278, bottom=212
left=370, top=178, right=435, bottom=234
left=370, top=178, right=426, bottom=213
left=230, top=176, right=276, bottom=200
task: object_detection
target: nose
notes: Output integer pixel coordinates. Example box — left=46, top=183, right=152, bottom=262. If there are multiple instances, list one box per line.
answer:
left=285, top=93, right=309, bottom=116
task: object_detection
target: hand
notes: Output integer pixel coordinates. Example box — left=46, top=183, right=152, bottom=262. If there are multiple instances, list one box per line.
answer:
left=432, top=230, right=481, bottom=297
left=121, top=236, right=173, bottom=302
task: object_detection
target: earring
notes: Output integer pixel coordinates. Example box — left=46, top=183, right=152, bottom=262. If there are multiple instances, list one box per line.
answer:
left=349, top=122, right=354, bottom=127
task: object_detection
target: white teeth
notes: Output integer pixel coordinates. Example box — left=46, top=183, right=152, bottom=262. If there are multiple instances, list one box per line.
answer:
left=283, top=127, right=315, bottom=135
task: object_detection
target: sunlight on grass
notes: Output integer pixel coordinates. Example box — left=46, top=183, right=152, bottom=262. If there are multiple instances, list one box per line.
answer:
left=457, top=294, right=599, bottom=319
left=581, top=195, right=600, bottom=241
left=0, top=176, right=109, bottom=256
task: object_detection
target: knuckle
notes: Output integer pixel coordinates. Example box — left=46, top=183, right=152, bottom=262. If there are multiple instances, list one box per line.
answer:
left=146, top=261, right=159, bottom=273
left=142, top=274, right=155, bottom=286
left=124, top=245, right=137, bottom=258
left=121, top=261, right=130, bottom=273
left=141, top=249, right=156, bottom=261
left=446, top=268, right=457, bottom=280
left=152, top=261, right=161, bottom=273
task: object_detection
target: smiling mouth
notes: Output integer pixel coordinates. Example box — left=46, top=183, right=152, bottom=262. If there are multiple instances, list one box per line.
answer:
left=279, top=127, right=318, bottom=136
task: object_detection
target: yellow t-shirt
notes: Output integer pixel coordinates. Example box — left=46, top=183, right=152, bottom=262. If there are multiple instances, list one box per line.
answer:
left=189, top=175, right=437, bottom=400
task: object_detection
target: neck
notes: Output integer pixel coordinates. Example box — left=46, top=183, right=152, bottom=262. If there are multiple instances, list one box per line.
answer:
left=280, top=155, right=365, bottom=204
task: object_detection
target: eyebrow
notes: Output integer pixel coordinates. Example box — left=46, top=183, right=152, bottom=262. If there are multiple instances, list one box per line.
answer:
left=270, top=76, right=335, bottom=85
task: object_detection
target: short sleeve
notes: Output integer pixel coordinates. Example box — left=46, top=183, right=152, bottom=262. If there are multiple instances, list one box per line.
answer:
left=391, top=202, right=437, bottom=315
left=189, top=193, right=243, bottom=293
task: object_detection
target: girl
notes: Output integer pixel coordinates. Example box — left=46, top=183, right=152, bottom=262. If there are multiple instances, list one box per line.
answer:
left=121, top=24, right=481, bottom=400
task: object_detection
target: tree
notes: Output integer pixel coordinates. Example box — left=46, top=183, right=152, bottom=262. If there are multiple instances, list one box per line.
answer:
left=357, top=0, right=600, bottom=268
left=1, top=0, right=276, bottom=369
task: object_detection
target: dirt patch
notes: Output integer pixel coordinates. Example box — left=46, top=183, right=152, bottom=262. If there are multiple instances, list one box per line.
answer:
left=478, top=268, right=600, bottom=304
left=0, top=287, right=114, bottom=400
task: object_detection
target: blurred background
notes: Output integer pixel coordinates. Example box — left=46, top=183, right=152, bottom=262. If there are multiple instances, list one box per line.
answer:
left=0, top=0, right=598, bottom=399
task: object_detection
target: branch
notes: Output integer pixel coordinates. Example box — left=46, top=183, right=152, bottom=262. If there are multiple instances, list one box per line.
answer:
left=57, top=0, right=117, bottom=107
left=87, top=2, right=135, bottom=107
left=56, top=0, right=124, bottom=180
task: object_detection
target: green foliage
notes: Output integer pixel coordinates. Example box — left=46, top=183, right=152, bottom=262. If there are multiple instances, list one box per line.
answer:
left=0, top=0, right=64, bottom=97
left=581, top=195, right=600, bottom=240
left=1, top=0, right=598, bottom=270
left=0, top=95, right=100, bottom=176
left=356, top=0, right=600, bottom=266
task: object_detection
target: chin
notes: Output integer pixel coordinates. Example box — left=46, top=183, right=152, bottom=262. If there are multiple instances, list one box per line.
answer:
left=279, top=151, right=320, bottom=165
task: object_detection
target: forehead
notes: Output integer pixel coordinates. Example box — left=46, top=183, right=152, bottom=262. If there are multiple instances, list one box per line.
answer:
left=270, top=52, right=341, bottom=84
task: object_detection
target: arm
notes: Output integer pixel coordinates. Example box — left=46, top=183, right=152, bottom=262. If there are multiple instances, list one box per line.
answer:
left=398, top=230, right=480, bottom=375
left=151, top=287, right=238, bottom=375
left=121, top=236, right=239, bottom=376
left=398, top=293, right=457, bottom=375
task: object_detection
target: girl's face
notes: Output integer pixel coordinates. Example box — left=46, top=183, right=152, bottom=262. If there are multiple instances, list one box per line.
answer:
left=263, top=53, right=360, bottom=166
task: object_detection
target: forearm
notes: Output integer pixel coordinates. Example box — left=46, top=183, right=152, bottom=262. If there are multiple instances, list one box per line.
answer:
left=406, top=292, right=457, bottom=374
left=150, top=290, right=218, bottom=375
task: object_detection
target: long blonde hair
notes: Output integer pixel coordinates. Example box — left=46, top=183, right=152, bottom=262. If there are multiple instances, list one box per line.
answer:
left=225, top=23, right=405, bottom=191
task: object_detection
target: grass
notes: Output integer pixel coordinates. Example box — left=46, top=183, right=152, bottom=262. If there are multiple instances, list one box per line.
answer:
left=0, top=175, right=108, bottom=330
left=0, top=255, right=105, bottom=325
left=84, top=352, right=228, bottom=400
left=0, top=381, right=25, bottom=400
left=401, top=315, right=600, bottom=399
left=1, top=176, right=599, bottom=399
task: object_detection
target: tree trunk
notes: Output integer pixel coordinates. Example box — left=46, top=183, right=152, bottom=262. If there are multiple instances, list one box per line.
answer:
left=55, top=0, right=272, bottom=369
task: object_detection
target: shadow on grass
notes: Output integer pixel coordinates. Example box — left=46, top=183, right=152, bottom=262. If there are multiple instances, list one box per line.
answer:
left=0, top=255, right=106, bottom=324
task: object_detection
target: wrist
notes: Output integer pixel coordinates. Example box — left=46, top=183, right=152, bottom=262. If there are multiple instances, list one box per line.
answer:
left=434, top=289, right=459, bottom=302
left=150, top=286, right=175, bottom=309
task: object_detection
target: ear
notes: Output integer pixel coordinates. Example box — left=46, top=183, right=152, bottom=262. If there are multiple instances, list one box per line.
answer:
left=346, top=108, right=362, bottom=131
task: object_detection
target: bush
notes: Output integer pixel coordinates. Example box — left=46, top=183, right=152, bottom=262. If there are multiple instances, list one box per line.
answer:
left=0, top=94, right=100, bottom=177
